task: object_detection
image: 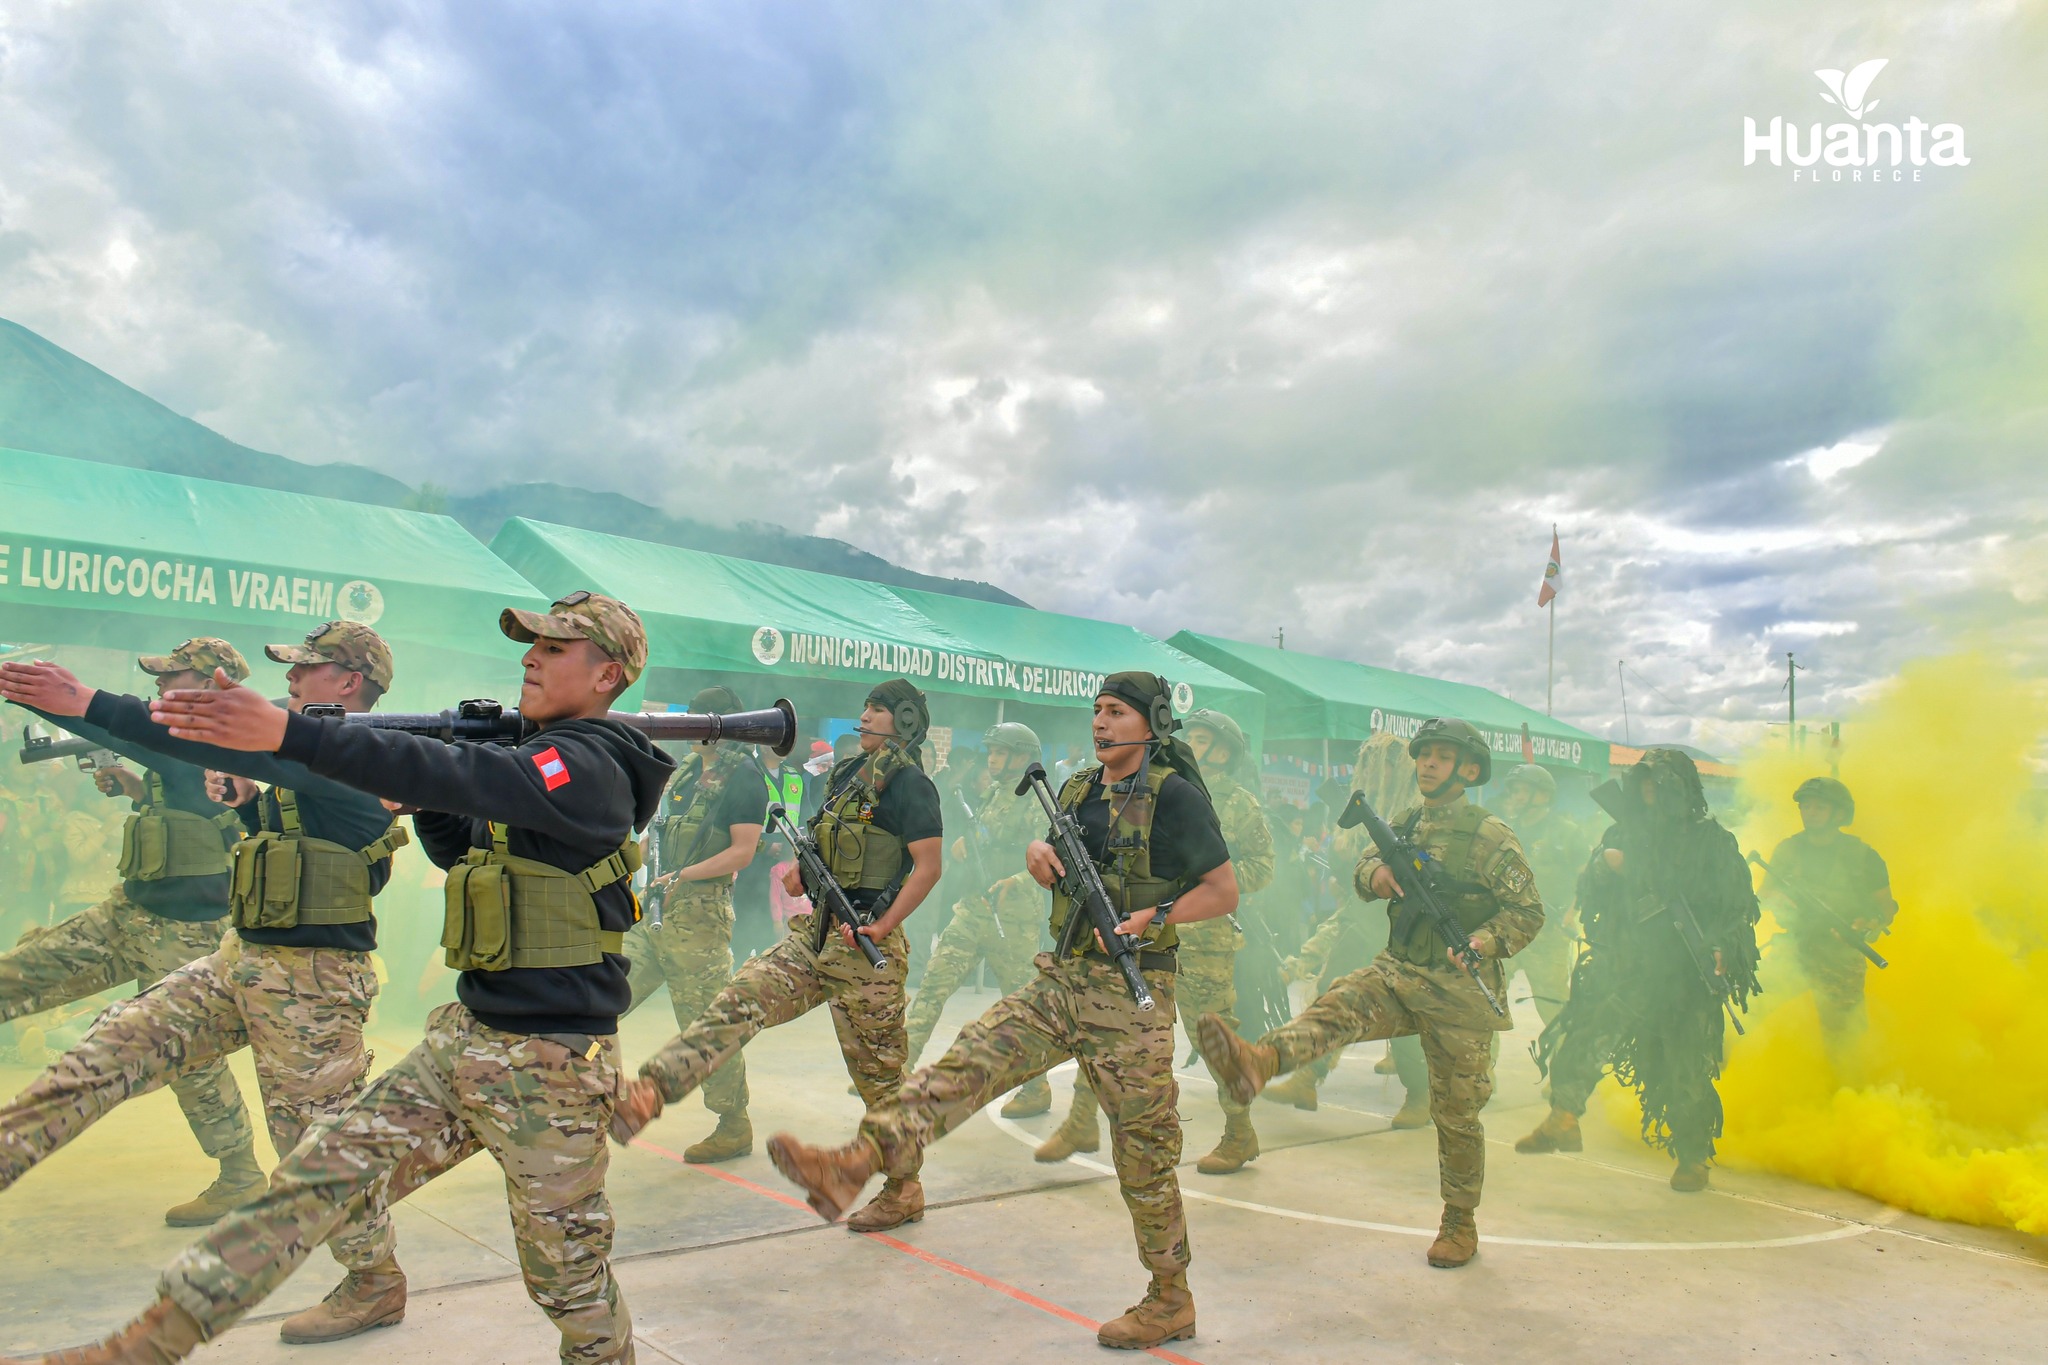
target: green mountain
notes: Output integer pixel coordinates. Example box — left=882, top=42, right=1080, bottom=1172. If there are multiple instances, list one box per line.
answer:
left=0, top=318, right=1025, bottom=606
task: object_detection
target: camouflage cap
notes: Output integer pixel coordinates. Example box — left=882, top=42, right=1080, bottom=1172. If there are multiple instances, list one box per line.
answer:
left=138, top=638, right=251, bottom=683
left=265, top=621, right=395, bottom=691
left=501, top=591, right=648, bottom=684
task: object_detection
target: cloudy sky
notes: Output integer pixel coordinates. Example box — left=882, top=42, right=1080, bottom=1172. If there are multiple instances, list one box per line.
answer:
left=2, top=1, right=2042, bottom=750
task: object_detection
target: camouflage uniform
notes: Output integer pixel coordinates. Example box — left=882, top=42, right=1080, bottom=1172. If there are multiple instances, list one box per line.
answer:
left=1764, top=826, right=1892, bottom=1042
left=868, top=952, right=1186, bottom=1277
left=0, top=891, right=248, bottom=1165
left=1257, top=793, right=1542, bottom=1209
left=642, top=912, right=914, bottom=1132
left=160, top=1002, right=625, bottom=1361
left=0, top=931, right=395, bottom=1275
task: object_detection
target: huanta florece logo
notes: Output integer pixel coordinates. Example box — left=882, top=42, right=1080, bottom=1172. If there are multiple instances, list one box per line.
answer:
left=1744, top=58, right=1969, bottom=182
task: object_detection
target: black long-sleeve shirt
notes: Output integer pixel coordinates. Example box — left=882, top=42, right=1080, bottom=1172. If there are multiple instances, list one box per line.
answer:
left=16, top=702, right=232, bottom=922
left=84, top=690, right=396, bottom=950
left=276, top=708, right=674, bottom=1035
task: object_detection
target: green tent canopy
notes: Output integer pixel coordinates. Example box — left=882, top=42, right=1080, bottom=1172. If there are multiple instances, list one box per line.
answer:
left=490, top=517, right=1262, bottom=748
left=1167, top=630, right=1608, bottom=776
left=0, top=446, right=545, bottom=705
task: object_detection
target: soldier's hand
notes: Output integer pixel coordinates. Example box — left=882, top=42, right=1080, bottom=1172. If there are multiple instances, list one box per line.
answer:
left=0, top=661, right=94, bottom=717
left=780, top=864, right=805, bottom=897
left=1369, top=865, right=1400, bottom=900
left=1602, top=848, right=1625, bottom=873
left=609, top=1077, right=665, bottom=1145
left=208, top=771, right=259, bottom=806
left=1025, top=840, right=1065, bottom=888
left=1101, top=906, right=1157, bottom=951
left=1713, top=948, right=1725, bottom=976
left=1447, top=933, right=1487, bottom=966
left=93, top=767, right=144, bottom=801
left=151, top=672, right=289, bottom=751
left=379, top=797, right=421, bottom=816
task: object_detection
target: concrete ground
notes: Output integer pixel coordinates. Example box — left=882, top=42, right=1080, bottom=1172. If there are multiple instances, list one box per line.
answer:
left=1, top=979, right=2042, bottom=1364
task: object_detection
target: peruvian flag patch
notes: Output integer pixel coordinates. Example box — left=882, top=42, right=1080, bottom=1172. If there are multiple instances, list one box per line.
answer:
left=532, top=746, right=572, bottom=791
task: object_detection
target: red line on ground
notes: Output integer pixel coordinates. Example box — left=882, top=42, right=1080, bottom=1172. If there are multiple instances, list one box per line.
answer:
left=631, top=1138, right=1204, bottom=1364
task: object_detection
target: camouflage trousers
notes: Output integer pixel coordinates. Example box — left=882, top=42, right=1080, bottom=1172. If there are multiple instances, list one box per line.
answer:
left=623, top=886, right=748, bottom=1115
left=640, top=912, right=912, bottom=1166
left=0, top=935, right=395, bottom=1272
left=1069, top=944, right=1246, bottom=1126
left=902, top=877, right=1042, bottom=1067
left=1511, top=922, right=1577, bottom=1030
left=0, top=889, right=252, bottom=1169
left=1265, top=952, right=1506, bottom=1209
left=163, top=1002, right=628, bottom=1363
left=1792, top=935, right=1870, bottom=1044
left=863, top=952, right=1189, bottom=1280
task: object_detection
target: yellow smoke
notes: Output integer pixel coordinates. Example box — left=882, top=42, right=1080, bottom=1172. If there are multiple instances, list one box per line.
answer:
left=1713, top=653, right=2048, bottom=1233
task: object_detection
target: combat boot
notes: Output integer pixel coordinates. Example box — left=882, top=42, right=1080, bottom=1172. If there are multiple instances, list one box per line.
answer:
left=1195, top=1114, right=1259, bottom=1175
left=1426, top=1204, right=1479, bottom=1268
left=684, top=1111, right=753, bottom=1163
left=766, top=1133, right=878, bottom=1222
left=1374, top=1048, right=1400, bottom=1075
left=9, top=1293, right=208, bottom=1363
left=1096, top=1273, right=1196, bottom=1349
left=1389, top=1092, right=1433, bottom=1130
left=162, top=1148, right=266, bottom=1226
left=1514, top=1107, right=1583, bottom=1154
left=1670, top=1160, right=1710, bottom=1192
left=1259, top=1069, right=1319, bottom=1111
left=278, top=1263, right=407, bottom=1343
left=846, top=1177, right=925, bottom=1231
left=1195, top=1013, right=1277, bottom=1105
left=999, top=1076, right=1052, bottom=1119
left=1034, top=1110, right=1100, bottom=1162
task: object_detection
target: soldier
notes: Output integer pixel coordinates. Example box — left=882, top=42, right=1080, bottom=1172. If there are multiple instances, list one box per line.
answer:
left=1759, top=776, right=1894, bottom=1057
left=621, top=684, right=766, bottom=1164
left=1495, top=764, right=1591, bottom=1030
left=752, top=673, right=1240, bottom=1350
left=0, top=639, right=258, bottom=1223
left=1517, top=749, right=1761, bottom=1192
left=0, top=624, right=412, bottom=1344
left=902, top=722, right=1053, bottom=1117
left=608, top=679, right=944, bottom=1234
left=1036, top=709, right=1274, bottom=1176
left=0, top=592, right=671, bottom=1365
left=1199, top=718, right=1542, bottom=1269
left=1258, top=732, right=1430, bottom=1124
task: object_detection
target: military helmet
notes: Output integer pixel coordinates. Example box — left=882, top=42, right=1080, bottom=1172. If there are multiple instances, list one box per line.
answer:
left=1407, top=717, right=1492, bottom=786
left=1503, top=763, right=1556, bottom=797
left=982, top=721, right=1042, bottom=762
left=1793, top=776, right=1854, bottom=824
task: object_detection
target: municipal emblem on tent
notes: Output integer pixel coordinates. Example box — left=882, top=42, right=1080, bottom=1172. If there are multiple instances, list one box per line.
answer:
left=1171, top=681, right=1194, bottom=714
left=751, top=626, right=785, bottom=667
left=337, top=580, right=385, bottom=626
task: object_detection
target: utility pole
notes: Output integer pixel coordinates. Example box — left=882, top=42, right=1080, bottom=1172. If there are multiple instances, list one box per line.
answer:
left=1618, top=660, right=1631, bottom=745
left=1784, top=652, right=1804, bottom=750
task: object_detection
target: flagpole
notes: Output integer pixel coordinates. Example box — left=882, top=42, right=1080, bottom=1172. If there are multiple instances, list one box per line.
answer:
left=1545, top=522, right=1557, bottom=716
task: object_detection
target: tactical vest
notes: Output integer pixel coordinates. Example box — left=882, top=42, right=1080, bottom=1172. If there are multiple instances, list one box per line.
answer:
left=116, top=770, right=243, bottom=883
left=655, top=749, right=742, bottom=892
left=1386, top=802, right=1500, bottom=967
left=442, top=822, right=641, bottom=972
left=227, top=788, right=410, bottom=930
left=811, top=747, right=917, bottom=894
left=1048, top=764, right=1190, bottom=954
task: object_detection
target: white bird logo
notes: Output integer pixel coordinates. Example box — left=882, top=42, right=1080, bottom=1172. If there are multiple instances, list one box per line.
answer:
left=1815, top=59, right=1887, bottom=119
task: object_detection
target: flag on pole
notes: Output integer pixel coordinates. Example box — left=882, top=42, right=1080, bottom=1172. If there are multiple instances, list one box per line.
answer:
left=1536, top=529, right=1561, bottom=607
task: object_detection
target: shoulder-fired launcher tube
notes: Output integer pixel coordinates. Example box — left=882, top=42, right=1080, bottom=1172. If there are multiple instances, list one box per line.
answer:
left=303, top=699, right=799, bottom=757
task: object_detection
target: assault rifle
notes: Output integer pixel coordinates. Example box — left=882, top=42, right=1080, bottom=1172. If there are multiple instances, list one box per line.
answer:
left=18, top=722, right=121, bottom=783
left=1591, top=780, right=1746, bottom=1036
left=951, top=786, right=1004, bottom=937
left=1016, top=761, right=1155, bottom=1011
left=300, top=698, right=799, bottom=755
left=749, top=750, right=886, bottom=970
left=1338, top=791, right=1507, bottom=1016
left=1747, top=850, right=1888, bottom=969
